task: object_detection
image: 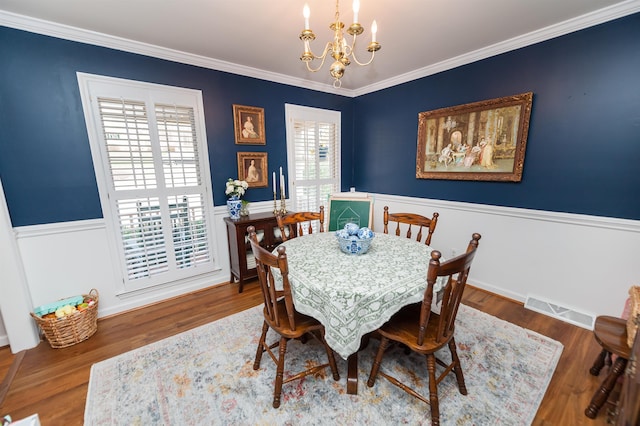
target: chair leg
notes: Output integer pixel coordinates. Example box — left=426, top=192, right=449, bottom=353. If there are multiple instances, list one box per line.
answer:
left=448, top=338, right=467, bottom=395
left=253, top=321, right=269, bottom=370
left=367, top=337, right=390, bottom=387
left=272, top=336, right=288, bottom=409
left=589, top=349, right=610, bottom=376
left=585, top=356, right=627, bottom=419
left=426, top=353, right=440, bottom=426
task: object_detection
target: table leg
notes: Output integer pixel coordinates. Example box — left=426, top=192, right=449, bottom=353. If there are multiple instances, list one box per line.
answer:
left=347, top=352, right=358, bottom=394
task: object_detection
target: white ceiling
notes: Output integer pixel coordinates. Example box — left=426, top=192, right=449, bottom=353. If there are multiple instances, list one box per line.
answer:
left=1, top=0, right=639, bottom=96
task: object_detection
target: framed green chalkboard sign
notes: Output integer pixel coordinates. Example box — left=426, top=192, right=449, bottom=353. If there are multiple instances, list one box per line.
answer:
left=327, top=196, right=374, bottom=231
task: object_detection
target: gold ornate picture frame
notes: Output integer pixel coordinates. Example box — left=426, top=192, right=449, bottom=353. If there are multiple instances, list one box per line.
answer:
left=237, top=152, right=268, bottom=188
left=233, top=104, right=266, bottom=144
left=416, top=92, right=533, bottom=182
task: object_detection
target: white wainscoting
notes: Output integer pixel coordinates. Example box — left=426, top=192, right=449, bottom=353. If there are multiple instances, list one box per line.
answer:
left=370, top=194, right=639, bottom=320
left=3, top=196, right=639, bottom=349
left=11, top=203, right=276, bottom=320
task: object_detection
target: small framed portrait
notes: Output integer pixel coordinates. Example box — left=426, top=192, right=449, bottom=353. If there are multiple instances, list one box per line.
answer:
left=233, top=104, right=266, bottom=144
left=237, top=152, right=268, bottom=188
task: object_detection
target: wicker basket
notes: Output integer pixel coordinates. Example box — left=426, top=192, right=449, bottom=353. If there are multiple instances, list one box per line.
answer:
left=30, top=289, right=99, bottom=348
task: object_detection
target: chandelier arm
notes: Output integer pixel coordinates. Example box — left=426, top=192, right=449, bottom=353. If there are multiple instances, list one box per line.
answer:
left=349, top=50, right=376, bottom=66
left=348, top=36, right=377, bottom=66
left=304, top=42, right=333, bottom=73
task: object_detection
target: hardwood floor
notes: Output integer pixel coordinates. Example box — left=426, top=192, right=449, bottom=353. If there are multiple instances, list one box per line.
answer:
left=0, top=282, right=612, bottom=425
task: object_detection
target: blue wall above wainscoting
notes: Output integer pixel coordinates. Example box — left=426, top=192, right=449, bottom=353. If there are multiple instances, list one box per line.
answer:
left=353, top=12, right=640, bottom=220
left=0, top=27, right=354, bottom=226
left=1, top=12, right=639, bottom=226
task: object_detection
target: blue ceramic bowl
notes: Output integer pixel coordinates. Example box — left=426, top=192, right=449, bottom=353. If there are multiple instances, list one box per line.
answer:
left=337, top=233, right=375, bottom=255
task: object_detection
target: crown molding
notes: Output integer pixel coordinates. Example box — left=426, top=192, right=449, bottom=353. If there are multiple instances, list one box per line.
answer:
left=0, top=9, right=352, bottom=96
left=352, top=0, right=640, bottom=96
left=2, top=1, right=640, bottom=98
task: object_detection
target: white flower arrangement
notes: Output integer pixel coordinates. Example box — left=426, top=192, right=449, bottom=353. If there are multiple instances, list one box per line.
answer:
left=225, top=178, right=248, bottom=199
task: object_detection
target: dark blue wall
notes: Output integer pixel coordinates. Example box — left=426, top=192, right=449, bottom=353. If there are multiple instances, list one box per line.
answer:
left=0, top=27, right=354, bottom=226
left=2, top=13, right=639, bottom=226
left=353, top=13, right=640, bottom=220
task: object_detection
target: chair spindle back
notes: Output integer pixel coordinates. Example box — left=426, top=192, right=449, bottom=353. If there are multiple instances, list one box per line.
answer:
left=248, top=226, right=297, bottom=331
left=383, top=205, right=439, bottom=245
left=417, top=233, right=481, bottom=346
left=277, top=206, right=325, bottom=242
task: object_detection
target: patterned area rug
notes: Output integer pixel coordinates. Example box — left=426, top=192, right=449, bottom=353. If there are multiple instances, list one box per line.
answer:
left=85, top=304, right=563, bottom=425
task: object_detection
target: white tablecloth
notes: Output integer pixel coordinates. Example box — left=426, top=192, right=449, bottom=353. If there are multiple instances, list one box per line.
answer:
left=278, top=232, right=444, bottom=359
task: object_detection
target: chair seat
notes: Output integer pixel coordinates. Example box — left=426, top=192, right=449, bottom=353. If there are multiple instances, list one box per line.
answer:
left=263, top=299, right=324, bottom=339
left=378, top=304, right=448, bottom=353
left=593, top=315, right=631, bottom=358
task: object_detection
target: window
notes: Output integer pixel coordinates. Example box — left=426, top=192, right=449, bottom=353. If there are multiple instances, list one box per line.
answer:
left=78, top=73, right=216, bottom=293
left=285, top=104, right=340, bottom=232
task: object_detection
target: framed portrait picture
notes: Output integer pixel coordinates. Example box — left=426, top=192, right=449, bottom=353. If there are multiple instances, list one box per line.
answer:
left=415, top=92, right=533, bottom=182
left=237, top=152, right=268, bottom=188
left=233, top=104, right=266, bottom=145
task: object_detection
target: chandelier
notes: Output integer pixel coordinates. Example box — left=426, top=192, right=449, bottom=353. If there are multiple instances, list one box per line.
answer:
left=299, top=0, right=381, bottom=88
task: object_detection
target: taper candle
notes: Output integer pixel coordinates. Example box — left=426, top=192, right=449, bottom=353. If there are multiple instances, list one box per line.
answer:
left=303, top=4, right=310, bottom=30
left=272, top=172, right=276, bottom=194
left=283, top=175, right=286, bottom=198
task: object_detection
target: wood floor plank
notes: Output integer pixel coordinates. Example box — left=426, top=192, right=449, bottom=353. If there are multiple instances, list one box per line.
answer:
left=0, top=282, right=611, bottom=425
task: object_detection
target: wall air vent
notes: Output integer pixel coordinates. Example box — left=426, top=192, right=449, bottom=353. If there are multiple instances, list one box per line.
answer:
left=525, top=295, right=595, bottom=329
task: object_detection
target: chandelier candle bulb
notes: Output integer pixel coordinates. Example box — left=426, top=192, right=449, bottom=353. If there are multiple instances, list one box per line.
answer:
left=353, top=0, right=359, bottom=23
left=303, top=4, right=310, bottom=30
left=371, top=20, right=377, bottom=42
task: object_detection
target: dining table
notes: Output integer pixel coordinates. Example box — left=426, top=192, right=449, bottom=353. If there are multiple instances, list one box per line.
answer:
left=276, top=231, right=446, bottom=394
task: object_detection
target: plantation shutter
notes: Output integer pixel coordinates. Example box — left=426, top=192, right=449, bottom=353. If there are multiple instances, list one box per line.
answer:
left=285, top=104, right=340, bottom=228
left=79, top=73, right=215, bottom=293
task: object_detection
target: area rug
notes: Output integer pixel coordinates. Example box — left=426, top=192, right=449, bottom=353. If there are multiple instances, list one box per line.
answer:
left=84, top=304, right=563, bottom=425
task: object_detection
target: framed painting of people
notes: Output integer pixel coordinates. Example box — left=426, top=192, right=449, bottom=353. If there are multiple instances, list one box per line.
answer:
left=237, top=152, right=268, bottom=188
left=233, top=104, right=266, bottom=145
left=415, top=92, right=533, bottom=182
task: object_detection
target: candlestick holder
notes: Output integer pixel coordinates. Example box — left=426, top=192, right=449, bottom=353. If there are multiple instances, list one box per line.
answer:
left=272, top=192, right=279, bottom=216
left=280, top=193, right=287, bottom=215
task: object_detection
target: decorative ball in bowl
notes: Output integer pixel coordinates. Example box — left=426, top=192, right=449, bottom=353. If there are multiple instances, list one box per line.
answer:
left=336, top=224, right=375, bottom=255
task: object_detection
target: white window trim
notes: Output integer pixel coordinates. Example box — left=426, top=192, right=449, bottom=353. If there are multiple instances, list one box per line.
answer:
left=284, top=104, right=341, bottom=212
left=77, top=72, right=218, bottom=295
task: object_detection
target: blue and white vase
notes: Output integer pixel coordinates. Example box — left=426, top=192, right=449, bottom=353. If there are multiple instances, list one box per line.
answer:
left=227, top=197, right=242, bottom=220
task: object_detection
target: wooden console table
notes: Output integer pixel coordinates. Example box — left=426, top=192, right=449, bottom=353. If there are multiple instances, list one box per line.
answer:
left=224, top=212, right=283, bottom=293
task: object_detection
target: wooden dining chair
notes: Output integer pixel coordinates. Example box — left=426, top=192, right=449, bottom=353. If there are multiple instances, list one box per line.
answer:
left=383, top=205, right=439, bottom=245
left=585, top=286, right=639, bottom=419
left=366, top=232, right=481, bottom=426
left=247, top=226, right=340, bottom=408
left=276, top=206, right=324, bottom=242
left=585, top=316, right=632, bottom=419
